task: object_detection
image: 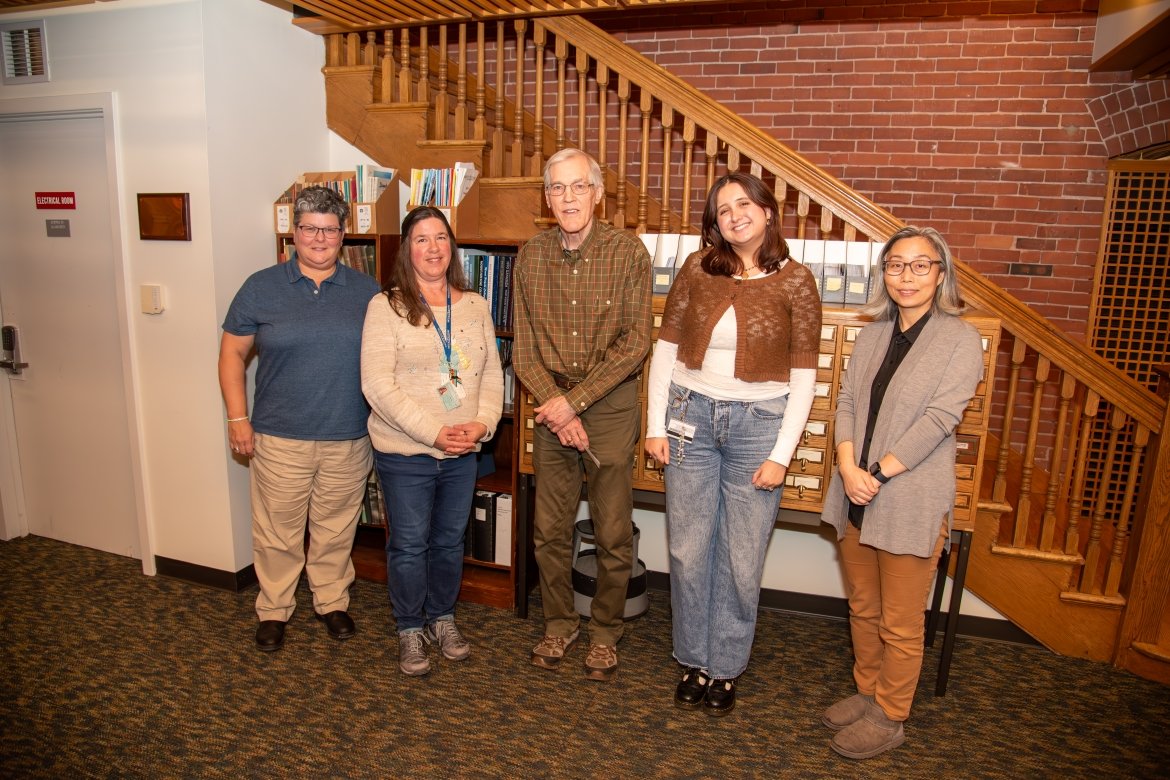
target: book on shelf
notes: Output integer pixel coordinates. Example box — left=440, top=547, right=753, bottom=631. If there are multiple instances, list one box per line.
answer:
left=470, top=490, right=496, bottom=562
left=458, top=248, right=516, bottom=331
left=493, top=492, right=513, bottom=566
left=275, top=168, right=402, bottom=236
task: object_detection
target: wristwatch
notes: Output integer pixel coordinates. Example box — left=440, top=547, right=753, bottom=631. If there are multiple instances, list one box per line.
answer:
left=868, top=461, right=890, bottom=484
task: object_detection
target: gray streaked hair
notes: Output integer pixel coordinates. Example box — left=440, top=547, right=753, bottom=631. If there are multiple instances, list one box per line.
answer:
left=860, top=225, right=967, bottom=320
left=293, top=185, right=349, bottom=228
left=542, top=148, right=603, bottom=189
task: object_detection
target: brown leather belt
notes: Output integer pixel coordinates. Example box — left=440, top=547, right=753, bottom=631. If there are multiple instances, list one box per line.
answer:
left=552, top=371, right=640, bottom=391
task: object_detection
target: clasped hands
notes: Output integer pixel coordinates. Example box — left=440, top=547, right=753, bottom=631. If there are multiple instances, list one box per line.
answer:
left=842, top=462, right=882, bottom=505
left=435, top=421, right=488, bottom=456
left=535, top=395, right=590, bottom=451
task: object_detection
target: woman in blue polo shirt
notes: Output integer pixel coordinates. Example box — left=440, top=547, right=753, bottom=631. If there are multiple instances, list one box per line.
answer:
left=219, top=185, right=381, bottom=652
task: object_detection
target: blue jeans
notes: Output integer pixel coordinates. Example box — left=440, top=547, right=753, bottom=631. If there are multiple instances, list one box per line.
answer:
left=663, top=384, right=788, bottom=679
left=374, top=451, right=477, bottom=632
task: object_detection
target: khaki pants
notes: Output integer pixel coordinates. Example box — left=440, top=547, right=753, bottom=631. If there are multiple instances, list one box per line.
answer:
left=532, top=380, right=638, bottom=646
left=840, top=521, right=948, bottom=720
left=250, top=433, right=373, bottom=621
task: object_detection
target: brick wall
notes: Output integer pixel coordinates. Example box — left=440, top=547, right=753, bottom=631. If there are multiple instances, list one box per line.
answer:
left=588, top=0, right=1169, bottom=337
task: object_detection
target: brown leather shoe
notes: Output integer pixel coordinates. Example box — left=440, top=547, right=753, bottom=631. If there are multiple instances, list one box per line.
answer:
left=315, top=610, right=356, bottom=640
left=530, top=629, right=580, bottom=670
left=255, top=620, right=286, bottom=652
left=583, top=643, right=619, bottom=681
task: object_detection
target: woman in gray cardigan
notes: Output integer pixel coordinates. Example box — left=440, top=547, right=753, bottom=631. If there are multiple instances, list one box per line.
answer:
left=820, top=226, right=983, bottom=760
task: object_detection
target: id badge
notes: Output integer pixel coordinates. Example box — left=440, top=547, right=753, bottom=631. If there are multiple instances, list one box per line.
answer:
left=438, top=382, right=462, bottom=411
left=666, top=417, right=696, bottom=442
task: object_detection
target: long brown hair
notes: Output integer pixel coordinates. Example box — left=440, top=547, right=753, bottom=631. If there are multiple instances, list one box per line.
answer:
left=699, top=172, right=790, bottom=277
left=383, top=206, right=471, bottom=327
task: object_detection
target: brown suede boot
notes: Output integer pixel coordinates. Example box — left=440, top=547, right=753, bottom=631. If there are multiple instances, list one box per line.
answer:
left=830, top=701, right=905, bottom=759
left=822, top=692, right=874, bottom=731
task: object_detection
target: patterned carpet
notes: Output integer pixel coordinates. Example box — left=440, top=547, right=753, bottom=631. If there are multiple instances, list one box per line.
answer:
left=1, top=535, right=1167, bottom=779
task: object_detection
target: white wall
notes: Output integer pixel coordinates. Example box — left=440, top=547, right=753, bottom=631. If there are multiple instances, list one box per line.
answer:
left=1, top=0, right=327, bottom=573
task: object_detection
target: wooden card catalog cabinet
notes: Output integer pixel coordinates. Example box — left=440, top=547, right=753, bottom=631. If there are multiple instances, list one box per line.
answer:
left=515, top=301, right=1000, bottom=526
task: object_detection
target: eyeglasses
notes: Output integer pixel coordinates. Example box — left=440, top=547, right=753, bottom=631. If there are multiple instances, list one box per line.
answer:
left=545, top=182, right=595, bottom=198
left=883, top=259, right=942, bottom=276
left=296, top=224, right=343, bottom=239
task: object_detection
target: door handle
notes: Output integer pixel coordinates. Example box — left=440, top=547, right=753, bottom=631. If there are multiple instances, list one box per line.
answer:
left=1, top=325, right=28, bottom=375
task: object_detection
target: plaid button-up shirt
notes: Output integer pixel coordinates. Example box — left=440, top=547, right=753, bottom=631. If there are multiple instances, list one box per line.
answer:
left=513, top=220, right=652, bottom=413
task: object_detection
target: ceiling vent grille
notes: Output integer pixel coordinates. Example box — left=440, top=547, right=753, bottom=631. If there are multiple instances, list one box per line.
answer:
left=2, top=20, right=49, bottom=86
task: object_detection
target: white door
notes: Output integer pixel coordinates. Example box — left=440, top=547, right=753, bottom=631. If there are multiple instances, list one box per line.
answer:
left=0, top=109, right=140, bottom=558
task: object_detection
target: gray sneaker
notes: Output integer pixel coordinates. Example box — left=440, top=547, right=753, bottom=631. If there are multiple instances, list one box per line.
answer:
left=398, top=630, right=431, bottom=676
left=425, top=618, right=471, bottom=661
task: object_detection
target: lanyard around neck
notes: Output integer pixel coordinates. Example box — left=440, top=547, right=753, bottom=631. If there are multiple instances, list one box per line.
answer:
left=422, top=285, right=456, bottom=381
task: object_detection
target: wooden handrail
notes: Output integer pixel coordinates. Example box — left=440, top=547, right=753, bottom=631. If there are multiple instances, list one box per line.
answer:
left=540, top=14, right=1164, bottom=435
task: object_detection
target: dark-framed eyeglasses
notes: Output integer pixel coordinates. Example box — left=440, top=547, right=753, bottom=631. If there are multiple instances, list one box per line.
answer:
left=296, top=224, right=343, bottom=239
left=883, top=259, right=942, bottom=276
left=545, top=182, right=595, bottom=198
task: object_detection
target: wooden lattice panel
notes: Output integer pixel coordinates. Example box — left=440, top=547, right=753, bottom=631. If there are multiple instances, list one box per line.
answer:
left=1089, top=160, right=1170, bottom=392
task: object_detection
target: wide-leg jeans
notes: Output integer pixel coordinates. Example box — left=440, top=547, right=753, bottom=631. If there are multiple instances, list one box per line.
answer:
left=375, top=451, right=477, bottom=633
left=664, top=385, right=787, bottom=680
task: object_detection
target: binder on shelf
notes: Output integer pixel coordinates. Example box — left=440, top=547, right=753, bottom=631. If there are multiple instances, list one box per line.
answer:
left=493, top=493, right=513, bottom=566
left=844, top=241, right=874, bottom=305
left=470, top=490, right=496, bottom=562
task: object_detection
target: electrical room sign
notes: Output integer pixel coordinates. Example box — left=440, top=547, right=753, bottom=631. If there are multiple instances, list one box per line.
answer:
left=35, top=192, right=77, bottom=209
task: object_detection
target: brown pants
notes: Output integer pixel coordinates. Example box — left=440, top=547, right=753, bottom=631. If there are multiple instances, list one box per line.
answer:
left=531, top=380, right=638, bottom=646
left=250, top=433, right=373, bottom=621
left=840, top=522, right=948, bottom=720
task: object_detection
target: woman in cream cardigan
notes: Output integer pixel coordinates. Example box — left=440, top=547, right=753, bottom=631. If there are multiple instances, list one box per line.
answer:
left=820, top=226, right=983, bottom=760
left=361, top=206, right=503, bottom=677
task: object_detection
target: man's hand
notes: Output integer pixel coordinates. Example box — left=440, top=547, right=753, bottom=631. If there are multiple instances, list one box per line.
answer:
left=535, top=394, right=578, bottom=433
left=556, top=416, right=590, bottom=451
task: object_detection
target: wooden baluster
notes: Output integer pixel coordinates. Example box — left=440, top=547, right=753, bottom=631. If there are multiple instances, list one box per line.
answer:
left=613, top=76, right=630, bottom=229
left=1104, top=419, right=1148, bottom=597
left=659, top=104, right=673, bottom=234
left=1080, top=405, right=1123, bottom=594
left=796, top=192, right=810, bottom=240
left=596, top=64, right=610, bottom=221
left=843, top=224, right=857, bottom=241
left=346, top=33, right=360, bottom=67
left=1013, top=356, right=1051, bottom=548
left=511, top=20, right=526, bottom=177
left=705, top=132, right=718, bottom=193
left=576, top=49, right=589, bottom=153
left=474, top=23, right=486, bottom=140
left=418, top=26, right=430, bottom=104
left=364, top=31, right=377, bottom=67
left=490, top=21, right=506, bottom=178
left=399, top=29, right=412, bottom=104
left=455, top=25, right=467, bottom=140
left=1040, top=374, right=1077, bottom=551
left=530, top=25, right=547, bottom=176
left=326, top=34, right=341, bottom=68
left=993, top=339, right=1027, bottom=506
left=728, top=147, right=741, bottom=172
left=383, top=31, right=398, bottom=103
left=636, top=90, right=652, bottom=234
left=554, top=36, right=567, bottom=151
left=820, top=205, right=833, bottom=238
left=680, top=118, right=695, bottom=233
left=750, top=161, right=762, bottom=178
left=433, top=25, right=448, bottom=140
left=1065, top=389, right=1099, bottom=555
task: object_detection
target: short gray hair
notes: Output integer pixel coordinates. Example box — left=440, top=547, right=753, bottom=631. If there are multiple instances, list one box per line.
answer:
left=860, top=226, right=966, bottom=320
left=542, top=148, right=603, bottom=189
left=294, top=185, right=349, bottom=229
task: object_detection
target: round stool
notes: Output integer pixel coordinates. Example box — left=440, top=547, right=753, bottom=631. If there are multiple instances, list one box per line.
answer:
left=571, top=518, right=649, bottom=620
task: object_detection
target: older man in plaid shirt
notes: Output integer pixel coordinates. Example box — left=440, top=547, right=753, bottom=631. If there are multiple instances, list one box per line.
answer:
left=514, top=148, right=653, bottom=681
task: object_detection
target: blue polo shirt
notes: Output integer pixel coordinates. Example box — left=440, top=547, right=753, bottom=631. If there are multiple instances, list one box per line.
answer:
left=223, top=260, right=381, bottom=441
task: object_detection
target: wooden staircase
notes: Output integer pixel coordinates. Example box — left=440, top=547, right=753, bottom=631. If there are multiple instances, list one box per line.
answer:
left=318, top=16, right=1170, bottom=683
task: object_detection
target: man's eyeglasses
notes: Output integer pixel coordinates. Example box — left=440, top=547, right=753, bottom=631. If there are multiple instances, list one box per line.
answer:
left=545, top=182, right=595, bottom=198
left=296, top=224, right=343, bottom=239
left=883, top=259, right=942, bottom=276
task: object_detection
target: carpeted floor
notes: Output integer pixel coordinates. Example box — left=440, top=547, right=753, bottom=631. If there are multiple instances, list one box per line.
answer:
left=1, top=535, right=1167, bottom=779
